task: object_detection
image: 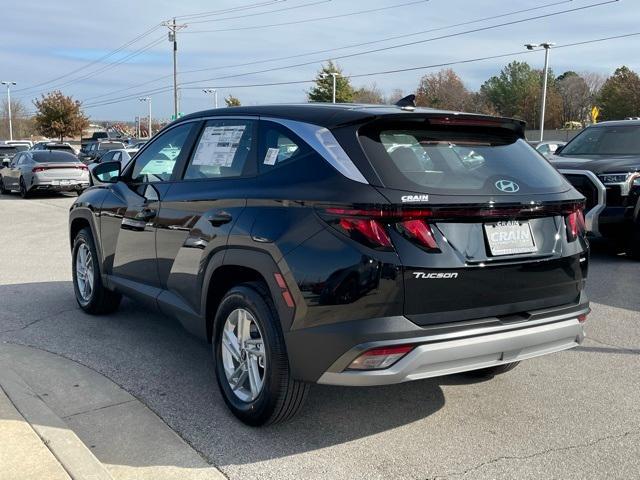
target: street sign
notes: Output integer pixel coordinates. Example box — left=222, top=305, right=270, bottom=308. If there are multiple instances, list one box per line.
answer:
left=591, top=106, right=600, bottom=124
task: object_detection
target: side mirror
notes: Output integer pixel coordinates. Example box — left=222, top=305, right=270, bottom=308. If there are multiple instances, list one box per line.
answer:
left=92, top=161, right=121, bottom=184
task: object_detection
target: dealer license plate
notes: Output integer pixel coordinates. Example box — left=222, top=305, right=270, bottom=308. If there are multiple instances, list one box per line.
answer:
left=484, top=221, right=537, bottom=256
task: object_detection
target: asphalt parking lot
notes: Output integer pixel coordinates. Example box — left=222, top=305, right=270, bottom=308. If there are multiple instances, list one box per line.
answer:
left=1, top=193, right=639, bottom=480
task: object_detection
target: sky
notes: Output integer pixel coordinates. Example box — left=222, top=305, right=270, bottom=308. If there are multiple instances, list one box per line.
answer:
left=2, top=0, right=639, bottom=121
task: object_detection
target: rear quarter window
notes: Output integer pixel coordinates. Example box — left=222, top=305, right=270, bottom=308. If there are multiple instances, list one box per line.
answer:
left=358, top=122, right=568, bottom=195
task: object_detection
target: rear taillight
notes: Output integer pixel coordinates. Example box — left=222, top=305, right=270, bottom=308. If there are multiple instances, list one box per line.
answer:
left=348, top=344, right=415, bottom=370
left=32, top=166, right=46, bottom=173
left=396, top=219, right=440, bottom=252
left=338, top=217, right=393, bottom=249
left=566, top=208, right=585, bottom=242
left=322, top=208, right=439, bottom=252
left=77, top=165, right=88, bottom=171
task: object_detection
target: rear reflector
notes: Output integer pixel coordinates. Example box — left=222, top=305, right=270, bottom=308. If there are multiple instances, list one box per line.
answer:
left=577, top=313, right=588, bottom=323
left=348, top=345, right=414, bottom=370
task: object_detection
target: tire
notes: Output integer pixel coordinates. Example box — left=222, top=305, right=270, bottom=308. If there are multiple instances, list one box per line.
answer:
left=213, top=282, right=309, bottom=426
left=464, top=362, right=520, bottom=377
left=0, top=176, right=9, bottom=194
left=19, top=177, right=30, bottom=198
left=72, top=227, right=122, bottom=314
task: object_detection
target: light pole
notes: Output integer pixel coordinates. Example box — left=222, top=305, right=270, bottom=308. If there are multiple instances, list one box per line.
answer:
left=320, top=72, right=340, bottom=103
left=203, top=88, right=219, bottom=108
left=525, top=42, right=554, bottom=141
left=1, top=81, right=17, bottom=141
left=138, top=97, right=152, bottom=138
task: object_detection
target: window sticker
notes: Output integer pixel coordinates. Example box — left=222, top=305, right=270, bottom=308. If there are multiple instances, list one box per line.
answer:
left=192, top=125, right=247, bottom=167
left=263, top=147, right=280, bottom=165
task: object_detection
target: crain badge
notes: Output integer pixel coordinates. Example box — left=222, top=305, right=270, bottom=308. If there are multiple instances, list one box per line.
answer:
left=413, top=272, right=459, bottom=279
left=401, top=194, right=429, bottom=203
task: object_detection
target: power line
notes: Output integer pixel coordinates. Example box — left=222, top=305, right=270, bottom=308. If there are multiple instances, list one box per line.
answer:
left=182, top=0, right=333, bottom=25
left=174, top=0, right=285, bottom=20
left=12, top=0, right=310, bottom=97
left=77, top=0, right=579, bottom=104
left=81, top=31, right=640, bottom=109
left=184, top=0, right=427, bottom=30
left=172, top=0, right=620, bottom=88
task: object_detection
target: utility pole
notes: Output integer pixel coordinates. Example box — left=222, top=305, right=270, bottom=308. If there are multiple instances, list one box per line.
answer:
left=525, top=42, right=554, bottom=141
left=203, top=88, right=219, bottom=108
left=1, top=81, right=17, bottom=141
left=162, top=18, right=187, bottom=119
left=138, top=97, right=152, bottom=138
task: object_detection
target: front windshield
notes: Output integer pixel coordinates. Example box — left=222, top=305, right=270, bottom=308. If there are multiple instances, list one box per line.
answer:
left=560, top=125, right=640, bottom=156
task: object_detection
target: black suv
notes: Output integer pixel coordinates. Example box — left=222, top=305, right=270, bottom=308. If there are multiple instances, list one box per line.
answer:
left=550, top=119, right=640, bottom=257
left=69, top=103, right=589, bottom=425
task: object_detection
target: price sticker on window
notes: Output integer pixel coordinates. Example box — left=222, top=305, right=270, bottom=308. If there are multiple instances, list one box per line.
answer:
left=263, top=148, right=280, bottom=166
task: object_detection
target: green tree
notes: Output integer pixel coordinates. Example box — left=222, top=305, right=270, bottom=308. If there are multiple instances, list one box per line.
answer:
left=225, top=94, right=241, bottom=107
left=33, top=91, right=89, bottom=141
left=480, top=61, right=541, bottom=125
left=597, top=66, right=640, bottom=120
left=353, top=83, right=384, bottom=104
left=307, top=61, right=354, bottom=103
left=415, top=69, right=471, bottom=111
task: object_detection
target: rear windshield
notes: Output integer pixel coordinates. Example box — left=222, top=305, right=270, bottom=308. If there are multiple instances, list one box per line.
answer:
left=358, top=123, right=567, bottom=195
left=0, top=147, right=18, bottom=155
left=33, top=152, right=79, bottom=163
left=46, top=145, right=74, bottom=151
left=98, top=142, right=124, bottom=150
left=559, top=125, right=640, bottom=156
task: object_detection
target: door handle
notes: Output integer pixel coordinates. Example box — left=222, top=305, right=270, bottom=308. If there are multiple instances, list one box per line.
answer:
left=207, top=212, right=232, bottom=227
left=135, top=208, right=157, bottom=222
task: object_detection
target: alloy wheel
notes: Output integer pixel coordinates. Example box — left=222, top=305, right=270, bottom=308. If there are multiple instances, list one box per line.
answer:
left=75, top=243, right=95, bottom=303
left=221, top=308, right=266, bottom=402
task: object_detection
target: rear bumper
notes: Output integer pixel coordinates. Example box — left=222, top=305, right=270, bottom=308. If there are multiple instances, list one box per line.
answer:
left=318, top=315, right=585, bottom=386
left=32, top=179, right=89, bottom=191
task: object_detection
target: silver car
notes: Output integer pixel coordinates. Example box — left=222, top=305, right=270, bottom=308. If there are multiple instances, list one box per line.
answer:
left=0, top=150, right=89, bottom=198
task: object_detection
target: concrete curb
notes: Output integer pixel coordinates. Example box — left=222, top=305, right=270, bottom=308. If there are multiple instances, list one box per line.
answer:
left=0, top=366, right=113, bottom=480
left=0, top=343, right=226, bottom=480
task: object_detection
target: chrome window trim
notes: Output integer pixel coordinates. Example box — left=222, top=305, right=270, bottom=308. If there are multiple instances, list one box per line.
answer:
left=559, top=169, right=607, bottom=236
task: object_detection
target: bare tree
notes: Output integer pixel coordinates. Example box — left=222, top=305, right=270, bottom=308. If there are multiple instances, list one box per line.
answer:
left=415, top=69, right=471, bottom=111
left=353, top=83, right=384, bottom=104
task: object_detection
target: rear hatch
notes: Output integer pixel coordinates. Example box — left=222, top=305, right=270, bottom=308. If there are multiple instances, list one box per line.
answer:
left=352, top=114, right=587, bottom=326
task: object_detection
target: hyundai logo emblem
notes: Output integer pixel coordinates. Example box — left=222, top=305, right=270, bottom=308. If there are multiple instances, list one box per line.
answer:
left=495, top=180, right=520, bottom=193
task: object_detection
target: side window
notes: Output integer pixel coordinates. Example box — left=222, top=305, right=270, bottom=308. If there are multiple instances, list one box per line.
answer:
left=100, top=151, right=114, bottom=163
left=112, top=152, right=121, bottom=162
left=183, top=119, right=255, bottom=180
left=12, top=154, right=22, bottom=166
left=258, top=122, right=310, bottom=173
left=130, top=123, right=193, bottom=183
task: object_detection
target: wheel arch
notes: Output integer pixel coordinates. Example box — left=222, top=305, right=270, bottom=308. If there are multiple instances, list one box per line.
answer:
left=69, top=206, right=104, bottom=270
left=202, top=248, right=296, bottom=343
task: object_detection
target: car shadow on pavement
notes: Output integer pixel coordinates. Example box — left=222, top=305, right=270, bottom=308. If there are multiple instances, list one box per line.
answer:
left=0, top=281, right=446, bottom=469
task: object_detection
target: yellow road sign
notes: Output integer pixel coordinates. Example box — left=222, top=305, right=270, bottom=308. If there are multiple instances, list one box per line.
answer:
left=591, top=106, right=600, bottom=123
